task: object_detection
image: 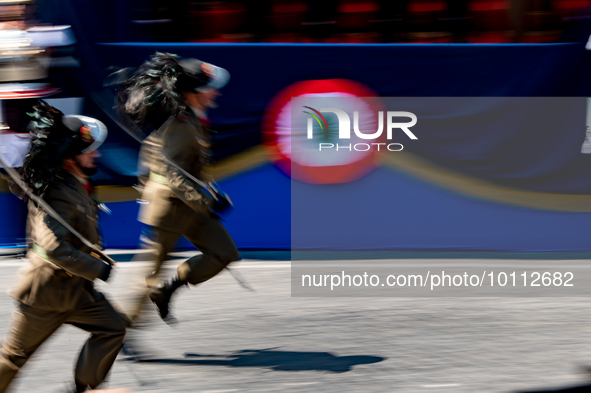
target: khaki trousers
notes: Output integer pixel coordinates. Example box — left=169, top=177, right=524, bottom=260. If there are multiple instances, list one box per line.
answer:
left=155, top=215, right=240, bottom=284
left=131, top=214, right=239, bottom=321
left=0, top=297, right=127, bottom=393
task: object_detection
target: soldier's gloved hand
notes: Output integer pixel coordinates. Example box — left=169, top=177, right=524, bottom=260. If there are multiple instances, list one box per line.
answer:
left=98, top=262, right=112, bottom=282
left=205, top=190, right=233, bottom=215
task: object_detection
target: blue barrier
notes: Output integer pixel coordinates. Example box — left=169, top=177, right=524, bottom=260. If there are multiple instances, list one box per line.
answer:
left=3, top=43, right=591, bottom=251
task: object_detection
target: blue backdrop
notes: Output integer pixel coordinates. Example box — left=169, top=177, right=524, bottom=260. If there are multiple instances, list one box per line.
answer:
left=3, top=42, right=591, bottom=251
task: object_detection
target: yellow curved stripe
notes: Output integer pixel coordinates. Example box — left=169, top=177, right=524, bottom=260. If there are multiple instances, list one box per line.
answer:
left=0, top=177, right=9, bottom=193
left=379, top=151, right=591, bottom=213
left=202, top=145, right=271, bottom=180
left=94, top=186, right=140, bottom=203
left=4, top=146, right=591, bottom=212
left=94, top=145, right=272, bottom=203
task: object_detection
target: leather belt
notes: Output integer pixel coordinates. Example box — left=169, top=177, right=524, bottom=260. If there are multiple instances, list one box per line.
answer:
left=149, top=171, right=179, bottom=198
left=149, top=171, right=168, bottom=185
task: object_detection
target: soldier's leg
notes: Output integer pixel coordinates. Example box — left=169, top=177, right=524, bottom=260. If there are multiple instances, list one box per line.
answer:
left=143, top=227, right=182, bottom=287
left=129, top=227, right=181, bottom=322
left=149, top=216, right=239, bottom=321
left=66, top=297, right=128, bottom=390
left=178, top=216, right=240, bottom=284
left=0, top=303, right=64, bottom=393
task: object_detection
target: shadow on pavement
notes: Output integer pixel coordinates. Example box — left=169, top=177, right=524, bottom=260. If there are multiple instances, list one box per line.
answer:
left=142, top=348, right=385, bottom=373
left=518, top=384, right=591, bottom=392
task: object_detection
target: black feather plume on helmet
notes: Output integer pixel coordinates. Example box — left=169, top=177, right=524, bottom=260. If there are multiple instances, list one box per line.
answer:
left=105, top=52, right=193, bottom=131
left=20, top=101, right=76, bottom=196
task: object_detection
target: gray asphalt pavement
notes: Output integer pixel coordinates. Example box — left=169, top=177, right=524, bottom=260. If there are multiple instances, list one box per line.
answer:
left=1, top=254, right=591, bottom=392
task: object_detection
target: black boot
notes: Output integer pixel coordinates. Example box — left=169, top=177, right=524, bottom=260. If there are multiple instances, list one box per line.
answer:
left=148, top=275, right=187, bottom=322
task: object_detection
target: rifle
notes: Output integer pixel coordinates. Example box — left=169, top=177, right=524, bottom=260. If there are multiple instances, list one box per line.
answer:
left=92, top=92, right=252, bottom=291
left=0, top=146, right=116, bottom=267
left=92, top=91, right=233, bottom=215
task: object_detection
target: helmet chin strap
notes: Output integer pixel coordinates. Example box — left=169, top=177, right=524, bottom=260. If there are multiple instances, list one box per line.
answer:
left=80, top=165, right=98, bottom=176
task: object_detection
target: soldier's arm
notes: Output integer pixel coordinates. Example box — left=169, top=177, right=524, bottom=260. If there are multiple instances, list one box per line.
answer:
left=137, top=132, right=159, bottom=188
left=35, top=196, right=111, bottom=281
left=137, top=143, right=150, bottom=189
left=162, top=122, right=210, bottom=215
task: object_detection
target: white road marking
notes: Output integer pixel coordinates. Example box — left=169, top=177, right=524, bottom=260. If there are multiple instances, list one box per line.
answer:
left=103, top=249, right=154, bottom=255
left=0, top=260, right=292, bottom=269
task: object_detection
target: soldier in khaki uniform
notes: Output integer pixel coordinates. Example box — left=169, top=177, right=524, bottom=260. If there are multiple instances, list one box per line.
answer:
left=0, top=102, right=128, bottom=393
left=119, top=54, right=239, bottom=323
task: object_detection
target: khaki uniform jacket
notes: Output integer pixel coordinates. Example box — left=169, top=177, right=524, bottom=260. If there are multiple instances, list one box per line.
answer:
left=138, top=109, right=212, bottom=232
left=10, top=170, right=111, bottom=312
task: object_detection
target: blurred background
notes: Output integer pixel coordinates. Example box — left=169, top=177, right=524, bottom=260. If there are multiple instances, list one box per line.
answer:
left=1, top=4, right=591, bottom=393
left=48, top=0, right=591, bottom=44
left=0, top=0, right=590, bottom=254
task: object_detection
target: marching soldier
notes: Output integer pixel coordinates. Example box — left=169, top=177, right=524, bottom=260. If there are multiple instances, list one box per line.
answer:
left=0, top=101, right=128, bottom=393
left=114, top=53, right=240, bottom=324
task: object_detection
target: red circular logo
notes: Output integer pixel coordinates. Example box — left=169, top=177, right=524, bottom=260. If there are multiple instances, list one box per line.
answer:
left=263, top=79, right=383, bottom=184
